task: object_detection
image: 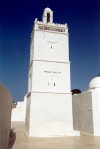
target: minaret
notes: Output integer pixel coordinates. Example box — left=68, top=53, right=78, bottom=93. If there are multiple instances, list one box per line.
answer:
left=25, top=7, right=79, bottom=137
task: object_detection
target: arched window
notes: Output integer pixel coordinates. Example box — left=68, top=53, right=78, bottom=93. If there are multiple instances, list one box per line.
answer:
left=47, top=13, right=50, bottom=23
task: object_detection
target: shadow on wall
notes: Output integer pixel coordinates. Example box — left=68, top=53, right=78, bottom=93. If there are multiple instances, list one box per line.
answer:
left=0, top=83, right=16, bottom=149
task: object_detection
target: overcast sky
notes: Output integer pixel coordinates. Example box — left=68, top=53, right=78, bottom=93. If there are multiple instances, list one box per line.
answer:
left=0, top=0, right=100, bottom=101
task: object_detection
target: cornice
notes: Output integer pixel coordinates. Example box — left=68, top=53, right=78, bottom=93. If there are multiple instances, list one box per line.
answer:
left=27, top=90, right=71, bottom=98
left=33, top=59, right=70, bottom=64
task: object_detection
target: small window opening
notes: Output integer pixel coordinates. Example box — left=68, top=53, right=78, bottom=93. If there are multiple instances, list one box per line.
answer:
left=54, top=83, right=55, bottom=86
left=47, top=13, right=50, bottom=23
left=48, top=82, right=50, bottom=86
left=51, top=46, right=52, bottom=49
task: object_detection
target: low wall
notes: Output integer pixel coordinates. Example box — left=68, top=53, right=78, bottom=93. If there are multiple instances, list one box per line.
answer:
left=11, top=97, right=26, bottom=122
left=0, top=83, right=12, bottom=149
left=72, top=91, right=94, bottom=135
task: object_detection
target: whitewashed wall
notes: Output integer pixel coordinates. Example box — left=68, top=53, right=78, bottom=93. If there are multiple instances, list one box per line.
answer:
left=72, top=89, right=100, bottom=135
left=11, top=96, right=26, bottom=121
left=92, top=90, right=100, bottom=135
left=25, top=7, right=80, bottom=137
left=33, top=30, right=69, bottom=62
left=31, top=61, right=71, bottom=93
left=25, top=92, right=80, bottom=137
left=72, top=91, right=93, bottom=134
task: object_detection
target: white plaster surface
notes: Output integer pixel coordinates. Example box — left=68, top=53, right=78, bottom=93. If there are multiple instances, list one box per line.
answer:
left=42, top=7, right=53, bottom=24
left=25, top=92, right=79, bottom=136
left=25, top=7, right=79, bottom=137
left=11, top=96, right=26, bottom=121
left=31, top=61, right=70, bottom=93
left=92, top=90, right=100, bottom=135
left=72, top=92, right=93, bottom=134
left=89, top=77, right=100, bottom=88
left=72, top=88, right=100, bottom=136
left=33, top=31, right=69, bottom=62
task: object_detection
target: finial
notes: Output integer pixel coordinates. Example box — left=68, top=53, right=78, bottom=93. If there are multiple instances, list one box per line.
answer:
left=98, top=73, right=100, bottom=77
left=47, top=4, right=49, bottom=7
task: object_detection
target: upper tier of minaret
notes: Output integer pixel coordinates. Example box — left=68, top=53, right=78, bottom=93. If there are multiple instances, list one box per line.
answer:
left=31, top=7, right=68, bottom=38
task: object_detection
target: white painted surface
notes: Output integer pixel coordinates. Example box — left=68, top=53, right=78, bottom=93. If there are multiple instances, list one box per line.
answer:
left=89, top=76, right=100, bottom=89
left=42, top=7, right=53, bottom=24
left=72, top=85, right=100, bottom=136
left=31, top=61, right=70, bottom=93
left=72, top=91, right=93, bottom=134
left=11, top=96, right=26, bottom=122
left=25, top=7, right=79, bottom=137
left=33, top=31, right=69, bottom=62
left=92, top=90, right=100, bottom=135
left=26, top=92, right=79, bottom=136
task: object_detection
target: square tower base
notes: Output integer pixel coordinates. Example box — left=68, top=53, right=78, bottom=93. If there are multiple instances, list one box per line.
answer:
left=25, top=91, right=80, bottom=137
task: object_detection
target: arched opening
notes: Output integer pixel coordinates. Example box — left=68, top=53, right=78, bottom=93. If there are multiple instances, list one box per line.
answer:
left=47, top=13, right=50, bottom=23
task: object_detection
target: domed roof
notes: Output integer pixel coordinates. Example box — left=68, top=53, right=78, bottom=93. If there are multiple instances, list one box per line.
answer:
left=44, top=7, right=52, bottom=11
left=89, top=76, right=100, bottom=88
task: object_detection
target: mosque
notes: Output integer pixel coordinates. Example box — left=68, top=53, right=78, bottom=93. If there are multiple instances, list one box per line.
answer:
left=11, top=7, right=100, bottom=137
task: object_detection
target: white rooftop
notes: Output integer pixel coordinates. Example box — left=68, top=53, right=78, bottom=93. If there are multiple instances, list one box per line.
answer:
left=44, top=7, right=52, bottom=11
left=11, top=121, right=100, bottom=149
left=89, top=76, right=100, bottom=88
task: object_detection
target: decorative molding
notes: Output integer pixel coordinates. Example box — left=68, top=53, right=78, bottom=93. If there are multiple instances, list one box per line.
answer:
left=38, top=24, right=65, bottom=33
left=44, top=71, right=61, bottom=73
left=33, top=59, right=70, bottom=64
left=34, top=19, right=68, bottom=27
left=47, top=41, right=57, bottom=44
left=27, top=90, right=71, bottom=97
left=28, top=58, right=70, bottom=71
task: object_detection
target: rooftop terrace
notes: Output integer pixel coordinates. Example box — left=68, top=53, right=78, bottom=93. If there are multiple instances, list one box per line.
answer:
left=12, top=121, right=100, bottom=149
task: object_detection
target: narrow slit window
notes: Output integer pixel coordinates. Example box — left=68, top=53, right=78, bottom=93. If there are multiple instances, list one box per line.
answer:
left=51, top=46, right=52, bottom=49
left=54, top=83, right=55, bottom=86
left=48, top=82, right=50, bottom=86
left=47, top=13, right=50, bottom=23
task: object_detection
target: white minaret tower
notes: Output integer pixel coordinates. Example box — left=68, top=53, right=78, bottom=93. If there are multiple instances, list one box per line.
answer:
left=25, top=7, right=79, bottom=137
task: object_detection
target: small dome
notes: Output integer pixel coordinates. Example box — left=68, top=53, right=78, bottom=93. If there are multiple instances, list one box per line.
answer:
left=89, top=77, right=100, bottom=88
left=44, top=7, right=52, bottom=11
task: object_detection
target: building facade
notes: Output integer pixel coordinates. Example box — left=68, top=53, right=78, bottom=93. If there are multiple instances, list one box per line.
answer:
left=72, top=76, right=100, bottom=135
left=25, top=7, right=79, bottom=137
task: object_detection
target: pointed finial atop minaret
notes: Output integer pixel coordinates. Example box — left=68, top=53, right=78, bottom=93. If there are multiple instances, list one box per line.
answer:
left=98, top=73, right=100, bottom=77
left=47, top=4, right=49, bottom=7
